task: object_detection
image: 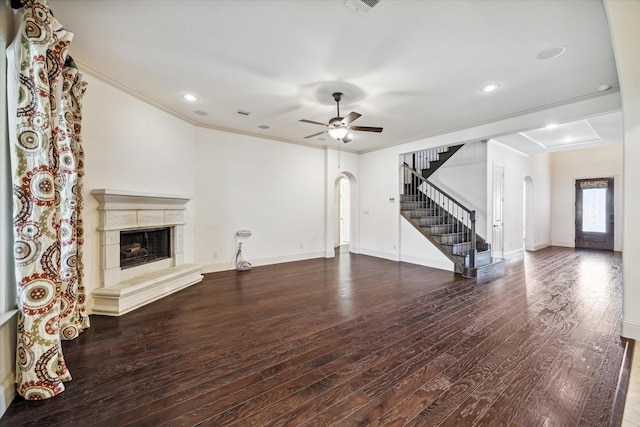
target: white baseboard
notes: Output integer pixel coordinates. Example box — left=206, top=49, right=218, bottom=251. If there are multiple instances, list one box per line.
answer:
left=347, top=245, right=359, bottom=254
left=1, top=372, right=15, bottom=419
left=551, top=240, right=574, bottom=248
left=201, top=261, right=236, bottom=273
left=399, top=254, right=454, bottom=272
left=621, top=319, right=640, bottom=341
left=503, top=248, right=524, bottom=261
left=201, top=251, right=326, bottom=274
left=357, top=248, right=399, bottom=262
left=356, top=249, right=457, bottom=272
left=525, top=242, right=551, bottom=251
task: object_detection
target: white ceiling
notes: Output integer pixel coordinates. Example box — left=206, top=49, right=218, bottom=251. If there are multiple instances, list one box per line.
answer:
left=492, top=110, right=622, bottom=155
left=47, top=0, right=621, bottom=154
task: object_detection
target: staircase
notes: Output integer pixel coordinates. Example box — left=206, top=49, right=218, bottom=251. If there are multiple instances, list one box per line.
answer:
left=401, top=146, right=504, bottom=280
left=409, top=144, right=464, bottom=179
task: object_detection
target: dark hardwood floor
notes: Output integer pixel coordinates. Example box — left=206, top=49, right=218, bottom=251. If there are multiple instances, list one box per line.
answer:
left=0, top=246, right=626, bottom=426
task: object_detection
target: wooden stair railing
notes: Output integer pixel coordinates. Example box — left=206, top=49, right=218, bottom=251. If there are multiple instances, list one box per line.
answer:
left=401, top=163, right=496, bottom=277
left=406, top=144, right=464, bottom=179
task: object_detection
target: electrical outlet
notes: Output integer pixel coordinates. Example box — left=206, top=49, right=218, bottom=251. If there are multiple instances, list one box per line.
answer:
left=213, top=251, right=218, bottom=258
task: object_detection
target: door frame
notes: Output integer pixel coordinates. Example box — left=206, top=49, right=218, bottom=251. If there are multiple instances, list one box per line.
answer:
left=492, top=162, right=504, bottom=258
left=338, top=177, right=350, bottom=245
left=575, top=177, right=614, bottom=251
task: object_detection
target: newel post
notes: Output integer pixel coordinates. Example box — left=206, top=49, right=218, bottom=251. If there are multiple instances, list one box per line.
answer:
left=470, top=210, right=477, bottom=269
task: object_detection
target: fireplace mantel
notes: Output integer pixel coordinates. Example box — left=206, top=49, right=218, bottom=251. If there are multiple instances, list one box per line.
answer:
left=90, top=189, right=202, bottom=316
left=92, top=189, right=191, bottom=212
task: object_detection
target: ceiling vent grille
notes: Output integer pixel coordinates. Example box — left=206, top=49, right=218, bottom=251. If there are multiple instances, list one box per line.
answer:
left=344, top=0, right=380, bottom=17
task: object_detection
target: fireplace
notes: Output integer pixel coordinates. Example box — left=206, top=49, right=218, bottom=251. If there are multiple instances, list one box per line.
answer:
left=91, top=189, right=203, bottom=316
left=120, top=227, right=171, bottom=269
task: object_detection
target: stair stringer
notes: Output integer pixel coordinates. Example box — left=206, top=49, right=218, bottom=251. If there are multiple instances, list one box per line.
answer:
left=421, top=144, right=464, bottom=179
left=400, top=209, right=504, bottom=279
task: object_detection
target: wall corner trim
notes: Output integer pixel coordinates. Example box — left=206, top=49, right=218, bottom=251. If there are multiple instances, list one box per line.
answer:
left=621, top=319, right=640, bottom=341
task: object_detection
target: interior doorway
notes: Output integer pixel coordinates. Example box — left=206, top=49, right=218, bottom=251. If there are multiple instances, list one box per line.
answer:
left=492, top=163, right=504, bottom=258
left=339, top=177, right=350, bottom=245
left=575, top=177, right=614, bottom=251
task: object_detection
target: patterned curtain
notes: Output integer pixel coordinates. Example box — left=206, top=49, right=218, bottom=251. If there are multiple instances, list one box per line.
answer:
left=7, top=0, right=89, bottom=400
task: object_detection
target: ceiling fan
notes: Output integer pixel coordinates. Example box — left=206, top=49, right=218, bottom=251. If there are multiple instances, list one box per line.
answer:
left=300, top=92, right=383, bottom=143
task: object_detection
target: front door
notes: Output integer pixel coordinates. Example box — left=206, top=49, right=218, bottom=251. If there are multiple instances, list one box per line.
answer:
left=575, top=177, right=614, bottom=251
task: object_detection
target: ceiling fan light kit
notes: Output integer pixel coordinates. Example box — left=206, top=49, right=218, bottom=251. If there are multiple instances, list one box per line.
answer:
left=328, top=126, right=349, bottom=140
left=300, top=92, right=383, bottom=143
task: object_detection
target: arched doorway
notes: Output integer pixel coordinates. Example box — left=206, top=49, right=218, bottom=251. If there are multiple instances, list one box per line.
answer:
left=327, top=168, right=358, bottom=257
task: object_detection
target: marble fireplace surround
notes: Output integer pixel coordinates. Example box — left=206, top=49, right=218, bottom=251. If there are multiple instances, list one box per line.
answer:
left=91, top=189, right=203, bottom=316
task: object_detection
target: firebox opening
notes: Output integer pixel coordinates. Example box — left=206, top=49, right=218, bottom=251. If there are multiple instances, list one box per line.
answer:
left=120, top=227, right=171, bottom=269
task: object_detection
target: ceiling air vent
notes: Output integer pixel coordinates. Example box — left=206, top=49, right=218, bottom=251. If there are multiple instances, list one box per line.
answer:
left=344, top=0, right=380, bottom=17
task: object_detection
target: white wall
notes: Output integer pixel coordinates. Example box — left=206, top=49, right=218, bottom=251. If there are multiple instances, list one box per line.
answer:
left=81, top=75, right=198, bottom=310
left=549, top=144, right=623, bottom=250
left=605, top=0, right=640, bottom=340
left=487, top=141, right=552, bottom=260
left=194, top=127, right=327, bottom=272
left=430, top=141, right=488, bottom=238
left=528, top=153, right=552, bottom=251
left=358, top=147, right=404, bottom=261
left=358, top=144, right=451, bottom=269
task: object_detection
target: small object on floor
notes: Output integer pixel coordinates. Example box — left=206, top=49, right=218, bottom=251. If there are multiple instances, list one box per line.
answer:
left=236, top=242, right=251, bottom=271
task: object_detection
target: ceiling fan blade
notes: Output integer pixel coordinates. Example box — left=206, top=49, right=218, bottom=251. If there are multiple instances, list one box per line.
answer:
left=342, top=112, right=361, bottom=125
left=351, top=126, right=383, bottom=133
left=304, top=130, right=328, bottom=139
left=299, top=119, right=328, bottom=126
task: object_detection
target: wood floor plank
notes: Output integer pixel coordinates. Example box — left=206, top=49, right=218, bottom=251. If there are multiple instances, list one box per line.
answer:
left=512, top=259, right=622, bottom=425
left=439, top=251, right=620, bottom=426
left=0, top=247, right=627, bottom=427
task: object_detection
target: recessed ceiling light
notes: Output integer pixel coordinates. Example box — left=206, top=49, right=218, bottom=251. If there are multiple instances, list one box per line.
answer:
left=481, top=84, right=500, bottom=93
left=536, top=46, right=566, bottom=61
left=597, top=84, right=611, bottom=92
left=258, top=125, right=269, bottom=129
left=545, top=123, right=558, bottom=129
left=182, top=94, right=198, bottom=102
left=194, top=110, right=208, bottom=116
left=563, top=137, right=574, bottom=143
